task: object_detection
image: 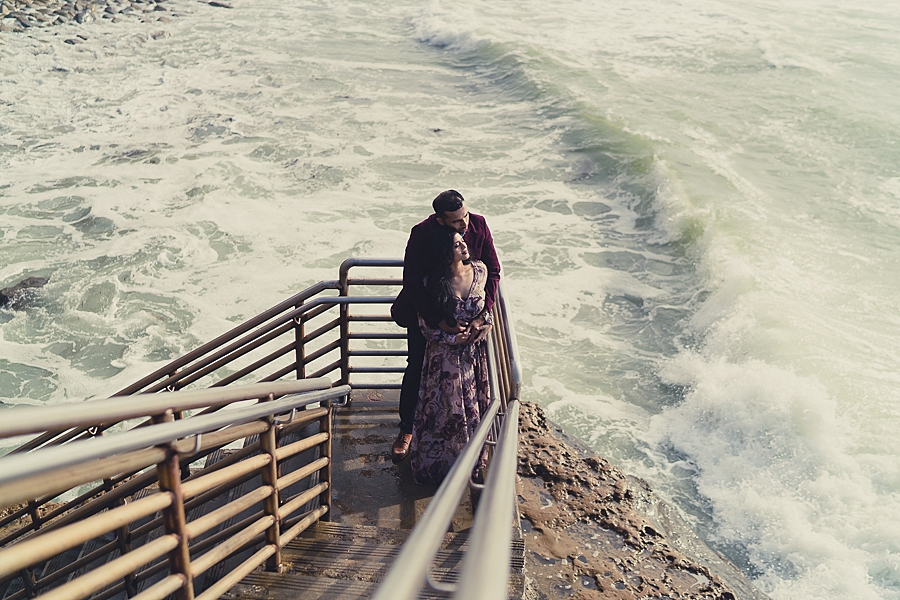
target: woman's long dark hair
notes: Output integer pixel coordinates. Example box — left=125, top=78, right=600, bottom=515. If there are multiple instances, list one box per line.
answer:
left=424, top=226, right=461, bottom=328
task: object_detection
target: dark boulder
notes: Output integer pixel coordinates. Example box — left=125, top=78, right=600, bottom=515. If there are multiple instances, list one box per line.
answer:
left=0, top=277, right=50, bottom=309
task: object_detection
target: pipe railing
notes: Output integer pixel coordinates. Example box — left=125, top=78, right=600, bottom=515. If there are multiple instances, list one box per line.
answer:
left=372, top=278, right=523, bottom=600
left=0, top=258, right=523, bottom=600
left=0, top=265, right=405, bottom=541
left=371, top=398, right=503, bottom=599
left=0, top=381, right=348, bottom=600
left=0, top=385, right=339, bottom=494
left=0, top=379, right=332, bottom=441
left=453, top=400, right=521, bottom=600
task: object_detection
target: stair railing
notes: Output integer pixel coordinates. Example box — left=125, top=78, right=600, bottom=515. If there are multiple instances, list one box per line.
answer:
left=0, top=380, right=349, bottom=600
left=372, top=279, right=523, bottom=600
left=0, top=258, right=523, bottom=600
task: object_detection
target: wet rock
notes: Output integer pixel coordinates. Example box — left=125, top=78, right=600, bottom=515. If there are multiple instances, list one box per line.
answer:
left=0, top=276, right=49, bottom=309
left=0, top=0, right=177, bottom=31
left=517, top=400, right=769, bottom=600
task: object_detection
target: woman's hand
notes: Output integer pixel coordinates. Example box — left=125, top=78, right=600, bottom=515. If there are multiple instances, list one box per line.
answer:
left=451, top=330, right=472, bottom=345
left=462, top=314, right=492, bottom=344
left=469, top=323, right=492, bottom=343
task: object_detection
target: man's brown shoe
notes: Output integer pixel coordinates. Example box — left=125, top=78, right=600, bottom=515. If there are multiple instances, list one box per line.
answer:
left=391, top=432, right=412, bottom=463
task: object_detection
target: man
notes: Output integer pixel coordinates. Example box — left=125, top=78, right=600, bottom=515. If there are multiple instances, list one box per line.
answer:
left=390, top=190, right=501, bottom=462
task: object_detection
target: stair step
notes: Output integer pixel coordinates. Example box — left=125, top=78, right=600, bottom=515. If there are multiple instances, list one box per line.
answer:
left=232, top=521, right=525, bottom=599
left=281, top=522, right=466, bottom=580
left=228, top=570, right=464, bottom=600
left=229, top=566, right=525, bottom=600
left=293, top=521, right=415, bottom=545
left=225, top=572, right=375, bottom=600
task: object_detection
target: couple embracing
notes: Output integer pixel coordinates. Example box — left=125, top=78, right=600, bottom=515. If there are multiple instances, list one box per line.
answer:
left=390, top=190, right=501, bottom=485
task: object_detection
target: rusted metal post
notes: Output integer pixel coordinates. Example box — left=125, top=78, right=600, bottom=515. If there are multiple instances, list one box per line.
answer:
left=153, top=411, right=194, bottom=600
left=259, top=418, right=283, bottom=572
left=26, top=501, right=41, bottom=533
left=19, top=568, right=35, bottom=599
left=294, top=304, right=306, bottom=380
left=339, top=267, right=350, bottom=387
left=259, top=425, right=282, bottom=573
left=114, top=497, right=137, bottom=597
left=319, top=401, right=333, bottom=521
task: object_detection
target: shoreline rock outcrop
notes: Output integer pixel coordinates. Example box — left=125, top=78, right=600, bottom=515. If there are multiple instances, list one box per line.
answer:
left=0, top=0, right=225, bottom=33
left=0, top=276, right=49, bottom=309
left=517, top=400, right=769, bottom=600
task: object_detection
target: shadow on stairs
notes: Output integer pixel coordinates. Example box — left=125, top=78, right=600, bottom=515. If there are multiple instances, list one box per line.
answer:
left=221, top=394, right=524, bottom=600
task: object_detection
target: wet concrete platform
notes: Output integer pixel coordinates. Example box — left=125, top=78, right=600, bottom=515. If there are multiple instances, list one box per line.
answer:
left=224, top=390, right=496, bottom=599
left=329, top=389, right=476, bottom=533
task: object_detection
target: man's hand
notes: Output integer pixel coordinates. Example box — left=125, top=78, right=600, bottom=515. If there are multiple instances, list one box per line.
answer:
left=465, top=315, right=492, bottom=344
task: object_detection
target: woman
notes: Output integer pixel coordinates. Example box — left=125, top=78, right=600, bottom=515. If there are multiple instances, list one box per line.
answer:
left=409, top=226, right=493, bottom=485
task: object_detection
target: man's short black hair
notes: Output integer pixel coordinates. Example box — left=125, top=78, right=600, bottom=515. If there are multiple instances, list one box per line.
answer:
left=432, top=190, right=465, bottom=216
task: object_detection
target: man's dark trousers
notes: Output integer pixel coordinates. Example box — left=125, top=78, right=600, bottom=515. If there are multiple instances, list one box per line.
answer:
left=399, top=325, right=427, bottom=434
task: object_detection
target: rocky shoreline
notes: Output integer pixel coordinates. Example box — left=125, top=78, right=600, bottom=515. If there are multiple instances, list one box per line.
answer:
left=0, top=0, right=226, bottom=34
left=516, top=400, right=769, bottom=600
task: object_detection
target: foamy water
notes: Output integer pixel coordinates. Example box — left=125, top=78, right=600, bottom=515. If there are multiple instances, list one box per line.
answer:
left=2, top=0, right=899, bottom=598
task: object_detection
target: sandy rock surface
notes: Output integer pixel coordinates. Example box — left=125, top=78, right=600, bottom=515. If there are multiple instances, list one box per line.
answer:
left=516, top=400, right=769, bottom=600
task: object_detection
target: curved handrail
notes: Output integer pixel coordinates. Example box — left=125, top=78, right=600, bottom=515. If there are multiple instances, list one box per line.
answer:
left=338, top=257, right=403, bottom=282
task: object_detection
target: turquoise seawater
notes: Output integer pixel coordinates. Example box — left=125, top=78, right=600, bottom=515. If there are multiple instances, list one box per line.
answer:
left=2, top=0, right=899, bottom=597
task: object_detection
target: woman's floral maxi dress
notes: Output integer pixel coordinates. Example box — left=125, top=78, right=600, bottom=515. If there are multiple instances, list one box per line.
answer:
left=410, top=260, right=492, bottom=485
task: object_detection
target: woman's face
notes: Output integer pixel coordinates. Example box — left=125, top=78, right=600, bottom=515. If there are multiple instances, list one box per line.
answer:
left=451, top=232, right=470, bottom=263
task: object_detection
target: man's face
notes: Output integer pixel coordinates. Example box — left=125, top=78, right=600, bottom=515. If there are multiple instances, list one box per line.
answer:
left=437, top=202, right=470, bottom=235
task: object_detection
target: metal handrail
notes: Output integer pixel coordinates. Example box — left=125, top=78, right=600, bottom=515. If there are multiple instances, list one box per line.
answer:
left=496, top=279, right=522, bottom=404
left=112, top=281, right=339, bottom=397
left=0, top=379, right=332, bottom=440
left=453, top=400, right=520, bottom=600
left=450, top=278, right=523, bottom=599
left=0, top=386, right=347, bottom=490
left=372, top=274, right=523, bottom=600
left=0, top=382, right=344, bottom=600
left=0, top=258, right=523, bottom=600
left=370, top=400, right=503, bottom=600
left=134, top=295, right=396, bottom=394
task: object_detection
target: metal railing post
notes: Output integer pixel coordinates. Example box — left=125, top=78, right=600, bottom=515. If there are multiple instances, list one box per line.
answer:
left=154, top=411, right=194, bottom=600
left=19, top=568, right=35, bottom=599
left=259, top=406, right=283, bottom=573
left=294, top=303, right=306, bottom=380
left=318, top=401, right=333, bottom=521
left=114, top=497, right=137, bottom=597
left=338, top=265, right=351, bottom=386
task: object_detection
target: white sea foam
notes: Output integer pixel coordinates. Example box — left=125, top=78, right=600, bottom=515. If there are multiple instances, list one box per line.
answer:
left=2, top=0, right=900, bottom=597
